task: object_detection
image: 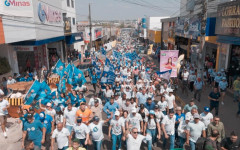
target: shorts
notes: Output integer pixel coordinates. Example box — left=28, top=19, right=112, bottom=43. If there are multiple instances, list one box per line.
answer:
left=0, top=115, right=7, bottom=124
left=220, top=89, right=226, bottom=92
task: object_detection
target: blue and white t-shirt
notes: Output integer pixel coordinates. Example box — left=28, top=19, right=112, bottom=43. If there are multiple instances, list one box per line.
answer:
left=88, top=121, right=104, bottom=141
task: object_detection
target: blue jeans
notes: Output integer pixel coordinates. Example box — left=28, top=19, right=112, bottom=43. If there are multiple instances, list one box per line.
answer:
left=179, top=137, right=186, bottom=148
left=134, top=75, right=139, bottom=85
left=189, top=140, right=196, bottom=150
left=112, top=134, right=122, bottom=150
left=92, top=140, right=102, bottom=150
left=58, top=146, right=68, bottom=150
left=79, top=138, right=87, bottom=149
left=234, top=90, right=240, bottom=102
left=66, top=125, right=73, bottom=134
left=147, top=129, right=157, bottom=150
left=162, top=134, right=175, bottom=149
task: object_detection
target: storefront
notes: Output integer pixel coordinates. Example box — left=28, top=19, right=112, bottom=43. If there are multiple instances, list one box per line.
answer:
left=175, top=15, right=201, bottom=60
left=215, top=0, right=240, bottom=71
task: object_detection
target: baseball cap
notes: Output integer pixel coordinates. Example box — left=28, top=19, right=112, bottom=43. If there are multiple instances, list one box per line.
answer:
left=222, top=77, right=226, bottom=80
left=149, top=110, right=155, bottom=115
left=131, top=108, right=137, bottom=113
left=72, top=138, right=79, bottom=143
left=154, top=104, right=159, bottom=109
left=169, top=89, right=173, bottom=93
left=46, top=103, right=51, bottom=107
left=114, top=111, right=120, bottom=116
left=93, top=116, right=100, bottom=122
left=193, top=113, right=200, bottom=119
left=204, top=107, right=210, bottom=112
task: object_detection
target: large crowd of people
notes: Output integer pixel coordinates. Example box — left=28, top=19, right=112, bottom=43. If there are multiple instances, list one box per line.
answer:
left=0, top=30, right=239, bottom=150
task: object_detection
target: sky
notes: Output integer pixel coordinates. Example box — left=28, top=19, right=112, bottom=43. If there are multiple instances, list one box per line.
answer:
left=76, top=0, right=180, bottom=21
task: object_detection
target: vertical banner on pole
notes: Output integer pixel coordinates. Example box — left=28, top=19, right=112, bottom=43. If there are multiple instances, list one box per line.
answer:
left=160, top=50, right=179, bottom=77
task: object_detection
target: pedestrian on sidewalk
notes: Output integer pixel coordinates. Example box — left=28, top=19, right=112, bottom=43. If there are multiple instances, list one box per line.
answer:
left=207, top=116, right=225, bottom=144
left=219, top=77, right=228, bottom=105
left=181, top=69, right=189, bottom=96
left=183, top=99, right=198, bottom=113
left=186, top=114, right=206, bottom=150
left=204, top=129, right=219, bottom=150
left=72, top=117, right=90, bottom=149
left=208, top=87, right=221, bottom=116
left=51, top=123, right=71, bottom=150
left=194, top=78, right=204, bottom=102
left=161, top=110, right=176, bottom=149
left=233, top=77, right=240, bottom=103
left=108, top=111, right=125, bottom=150
left=220, top=131, right=240, bottom=150
left=22, top=113, right=44, bottom=150
left=188, top=72, right=196, bottom=92
left=214, top=72, right=222, bottom=88
left=0, top=95, right=10, bottom=138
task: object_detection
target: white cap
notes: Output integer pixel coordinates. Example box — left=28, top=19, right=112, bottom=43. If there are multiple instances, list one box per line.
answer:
left=46, top=103, right=51, bottom=107
left=132, top=108, right=137, bottom=113
left=169, top=89, right=173, bottom=92
left=185, top=115, right=191, bottom=121
left=115, top=111, right=120, bottom=116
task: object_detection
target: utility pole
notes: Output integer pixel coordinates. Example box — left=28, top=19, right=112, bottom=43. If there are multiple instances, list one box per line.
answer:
left=89, top=3, right=92, bottom=51
left=199, top=0, right=207, bottom=73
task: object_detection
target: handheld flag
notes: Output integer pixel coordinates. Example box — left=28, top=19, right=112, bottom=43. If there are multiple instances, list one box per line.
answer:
left=25, top=81, right=42, bottom=105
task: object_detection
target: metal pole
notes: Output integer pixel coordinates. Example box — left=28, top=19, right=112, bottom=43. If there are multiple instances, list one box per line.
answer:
left=89, top=3, right=92, bottom=51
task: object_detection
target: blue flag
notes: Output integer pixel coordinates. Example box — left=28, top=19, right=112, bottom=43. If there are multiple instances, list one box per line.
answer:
left=73, top=65, right=87, bottom=85
left=156, top=70, right=172, bottom=81
left=65, top=64, right=74, bottom=85
left=25, top=81, right=42, bottom=105
left=52, top=59, right=65, bottom=75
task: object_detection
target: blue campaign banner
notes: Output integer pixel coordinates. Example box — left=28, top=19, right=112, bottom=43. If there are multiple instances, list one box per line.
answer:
left=52, top=59, right=65, bottom=75
left=40, top=81, right=51, bottom=93
left=25, top=81, right=42, bottom=105
left=65, top=64, right=74, bottom=85
left=73, top=65, right=87, bottom=85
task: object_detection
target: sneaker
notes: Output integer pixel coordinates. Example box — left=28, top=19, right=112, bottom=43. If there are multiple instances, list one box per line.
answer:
left=221, top=102, right=224, bottom=105
left=5, top=128, right=8, bottom=132
left=3, top=132, right=7, bottom=138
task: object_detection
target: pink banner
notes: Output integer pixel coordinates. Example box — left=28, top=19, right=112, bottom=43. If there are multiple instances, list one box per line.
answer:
left=160, top=50, right=179, bottom=77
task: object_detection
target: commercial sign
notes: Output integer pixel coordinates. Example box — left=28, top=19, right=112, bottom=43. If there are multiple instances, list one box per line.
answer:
left=0, top=0, right=33, bottom=17
left=216, top=1, right=240, bottom=36
left=95, top=28, right=102, bottom=39
left=14, top=46, right=34, bottom=51
left=176, top=16, right=200, bottom=39
left=63, top=16, right=71, bottom=35
left=160, top=50, right=179, bottom=77
left=38, top=2, right=62, bottom=25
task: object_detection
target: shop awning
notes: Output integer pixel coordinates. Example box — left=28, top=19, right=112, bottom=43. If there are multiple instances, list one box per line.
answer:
left=217, top=35, right=240, bottom=45
left=11, top=36, right=65, bottom=46
left=65, top=32, right=84, bottom=45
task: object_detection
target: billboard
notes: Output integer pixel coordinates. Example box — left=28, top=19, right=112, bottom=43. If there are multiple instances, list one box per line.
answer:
left=0, top=0, right=34, bottom=17
left=160, top=50, right=179, bottom=77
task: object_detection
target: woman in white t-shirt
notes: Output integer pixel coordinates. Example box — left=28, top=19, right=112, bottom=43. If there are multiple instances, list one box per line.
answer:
left=103, top=85, right=114, bottom=103
left=143, top=110, right=161, bottom=149
left=157, top=96, right=169, bottom=115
